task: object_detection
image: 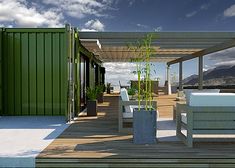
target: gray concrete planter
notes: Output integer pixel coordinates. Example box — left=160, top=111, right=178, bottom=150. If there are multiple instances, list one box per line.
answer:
left=87, top=100, right=97, bottom=116
left=133, top=109, right=157, bottom=144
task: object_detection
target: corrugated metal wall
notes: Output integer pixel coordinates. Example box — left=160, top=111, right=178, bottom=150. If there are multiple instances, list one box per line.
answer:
left=89, top=61, right=95, bottom=88
left=1, top=28, right=68, bottom=116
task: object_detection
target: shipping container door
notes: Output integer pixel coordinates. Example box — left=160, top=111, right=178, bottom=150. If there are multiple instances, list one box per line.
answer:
left=2, top=29, right=67, bottom=116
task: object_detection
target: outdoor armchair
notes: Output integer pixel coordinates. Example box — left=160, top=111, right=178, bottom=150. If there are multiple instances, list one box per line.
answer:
left=118, top=88, right=157, bottom=133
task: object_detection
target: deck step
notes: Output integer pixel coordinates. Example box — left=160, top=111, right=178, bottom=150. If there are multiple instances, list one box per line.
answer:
left=36, top=158, right=235, bottom=168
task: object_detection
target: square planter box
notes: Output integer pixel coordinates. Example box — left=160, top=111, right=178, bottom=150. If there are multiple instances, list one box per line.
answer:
left=87, top=100, right=97, bottom=116
left=133, top=109, right=157, bottom=144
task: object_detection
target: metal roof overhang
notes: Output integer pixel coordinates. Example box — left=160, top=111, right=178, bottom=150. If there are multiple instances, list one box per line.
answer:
left=79, top=32, right=235, bottom=64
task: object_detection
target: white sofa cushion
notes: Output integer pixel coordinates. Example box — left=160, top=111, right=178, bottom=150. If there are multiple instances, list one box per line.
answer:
left=122, top=105, right=143, bottom=118
left=184, top=89, right=220, bottom=104
left=189, top=93, right=235, bottom=107
left=123, top=110, right=159, bottom=119
left=123, top=112, right=133, bottom=118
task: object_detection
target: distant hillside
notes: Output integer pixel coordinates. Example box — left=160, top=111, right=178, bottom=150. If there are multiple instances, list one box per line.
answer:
left=183, top=65, right=235, bottom=86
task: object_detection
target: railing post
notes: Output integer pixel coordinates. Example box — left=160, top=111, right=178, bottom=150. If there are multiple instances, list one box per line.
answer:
left=179, top=61, right=183, bottom=91
left=198, top=56, right=203, bottom=90
left=166, top=65, right=171, bottom=95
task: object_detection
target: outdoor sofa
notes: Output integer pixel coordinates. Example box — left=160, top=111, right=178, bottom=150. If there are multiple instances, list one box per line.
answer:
left=173, top=89, right=220, bottom=119
left=176, top=92, right=235, bottom=147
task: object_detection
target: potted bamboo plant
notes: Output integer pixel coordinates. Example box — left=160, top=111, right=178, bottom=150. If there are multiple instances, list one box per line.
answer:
left=128, top=34, right=157, bottom=144
left=86, top=86, right=100, bottom=116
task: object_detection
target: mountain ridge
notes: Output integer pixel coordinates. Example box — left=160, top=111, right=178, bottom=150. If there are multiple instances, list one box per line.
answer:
left=183, top=65, right=235, bottom=85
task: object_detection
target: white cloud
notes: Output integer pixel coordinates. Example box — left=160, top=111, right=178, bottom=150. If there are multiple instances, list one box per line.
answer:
left=154, top=26, right=162, bottom=32
left=0, top=24, right=13, bottom=28
left=136, top=23, right=148, bottom=29
left=80, top=28, right=97, bottom=32
left=128, top=0, right=136, bottom=6
left=42, top=0, right=114, bottom=19
left=0, top=0, right=118, bottom=28
left=83, top=19, right=105, bottom=31
left=200, top=3, right=210, bottom=10
left=0, top=0, right=63, bottom=27
left=185, top=3, right=210, bottom=18
left=186, top=11, right=197, bottom=18
left=203, top=65, right=210, bottom=71
left=104, top=63, right=136, bottom=85
left=136, top=23, right=163, bottom=32
left=224, top=4, right=235, bottom=17
left=214, top=60, right=235, bottom=67
left=205, top=47, right=235, bottom=69
left=207, top=47, right=235, bottom=62
left=103, top=62, right=163, bottom=86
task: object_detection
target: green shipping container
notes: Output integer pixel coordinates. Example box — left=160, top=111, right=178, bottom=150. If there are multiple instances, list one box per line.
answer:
left=0, top=26, right=104, bottom=117
left=0, top=28, right=68, bottom=116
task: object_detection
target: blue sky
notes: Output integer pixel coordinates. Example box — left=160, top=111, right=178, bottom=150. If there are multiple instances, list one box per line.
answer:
left=0, top=0, right=235, bottom=85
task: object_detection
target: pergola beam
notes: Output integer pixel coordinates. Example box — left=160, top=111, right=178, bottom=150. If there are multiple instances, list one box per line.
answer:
left=167, top=38, right=235, bottom=65
left=98, top=54, right=188, bottom=58
left=97, top=43, right=218, bottom=49
left=79, top=32, right=235, bottom=40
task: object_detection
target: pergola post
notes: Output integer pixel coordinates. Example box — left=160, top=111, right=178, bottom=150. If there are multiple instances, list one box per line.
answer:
left=198, top=56, right=203, bottom=90
left=166, top=65, right=171, bottom=95
left=179, top=61, right=183, bottom=91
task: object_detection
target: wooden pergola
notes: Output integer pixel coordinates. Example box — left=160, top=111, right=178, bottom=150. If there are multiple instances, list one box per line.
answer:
left=79, top=32, right=235, bottom=94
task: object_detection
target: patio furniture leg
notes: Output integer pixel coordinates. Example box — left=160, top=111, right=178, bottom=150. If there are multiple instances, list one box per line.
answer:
left=186, top=110, right=193, bottom=147
left=118, top=100, right=123, bottom=132
left=176, top=104, right=187, bottom=145
left=173, top=106, right=176, bottom=121
left=187, top=130, right=193, bottom=147
left=176, top=105, right=181, bottom=137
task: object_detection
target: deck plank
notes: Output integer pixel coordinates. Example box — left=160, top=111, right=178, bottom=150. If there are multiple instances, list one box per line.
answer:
left=36, top=93, right=235, bottom=167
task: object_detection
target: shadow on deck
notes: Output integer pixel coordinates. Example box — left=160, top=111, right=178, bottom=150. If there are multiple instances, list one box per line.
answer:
left=36, top=94, right=235, bottom=167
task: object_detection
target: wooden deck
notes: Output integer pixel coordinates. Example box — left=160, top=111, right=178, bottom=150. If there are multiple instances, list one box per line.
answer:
left=36, top=94, right=235, bottom=167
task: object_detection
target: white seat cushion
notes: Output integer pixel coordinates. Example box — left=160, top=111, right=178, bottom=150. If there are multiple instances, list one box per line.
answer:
left=184, top=89, right=220, bottom=104
left=123, top=110, right=159, bottom=119
left=122, top=105, right=144, bottom=118
left=123, top=112, right=133, bottom=118
left=189, top=93, right=235, bottom=107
